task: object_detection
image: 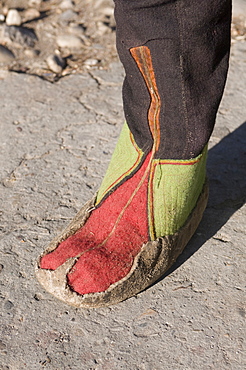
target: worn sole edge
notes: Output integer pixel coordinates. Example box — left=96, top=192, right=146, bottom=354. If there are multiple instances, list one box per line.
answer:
left=35, top=180, right=209, bottom=308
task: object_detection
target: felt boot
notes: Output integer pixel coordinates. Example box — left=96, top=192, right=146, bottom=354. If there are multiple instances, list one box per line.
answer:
left=36, top=126, right=209, bottom=307
left=36, top=0, right=231, bottom=307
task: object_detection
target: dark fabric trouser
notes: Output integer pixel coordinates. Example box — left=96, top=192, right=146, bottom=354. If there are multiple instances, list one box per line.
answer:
left=113, top=0, right=232, bottom=159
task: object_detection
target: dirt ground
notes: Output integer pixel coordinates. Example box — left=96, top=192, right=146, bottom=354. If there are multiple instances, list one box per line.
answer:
left=0, top=1, right=245, bottom=369
left=0, top=0, right=117, bottom=81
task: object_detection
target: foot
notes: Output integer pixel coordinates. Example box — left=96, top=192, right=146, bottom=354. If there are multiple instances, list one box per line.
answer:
left=38, top=123, right=207, bottom=298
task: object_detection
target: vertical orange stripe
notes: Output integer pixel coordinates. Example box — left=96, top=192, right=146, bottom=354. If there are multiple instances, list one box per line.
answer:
left=130, top=46, right=161, bottom=152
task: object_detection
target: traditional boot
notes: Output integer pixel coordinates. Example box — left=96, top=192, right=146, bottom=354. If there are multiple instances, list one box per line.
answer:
left=36, top=0, right=231, bottom=307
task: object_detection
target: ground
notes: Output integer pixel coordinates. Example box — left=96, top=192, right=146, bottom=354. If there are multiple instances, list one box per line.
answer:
left=0, top=1, right=245, bottom=369
left=0, top=0, right=117, bottom=81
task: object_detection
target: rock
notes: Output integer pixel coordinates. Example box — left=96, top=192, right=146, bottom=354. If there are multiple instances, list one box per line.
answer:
left=23, top=8, right=40, bottom=23
left=24, top=49, right=40, bottom=57
left=28, top=0, right=42, bottom=7
left=2, top=6, right=8, bottom=16
left=6, top=9, right=22, bottom=26
left=0, top=44, right=15, bottom=63
left=4, top=26, right=38, bottom=47
left=4, top=300, right=14, bottom=310
left=68, top=24, right=90, bottom=45
left=59, top=9, right=78, bottom=24
left=34, top=293, right=43, bottom=301
left=101, top=7, right=114, bottom=17
left=0, top=340, right=6, bottom=350
left=46, top=54, right=66, bottom=73
left=68, top=23, right=85, bottom=37
left=60, top=0, right=74, bottom=10
left=96, top=21, right=110, bottom=36
left=56, top=34, right=83, bottom=49
left=84, top=58, right=98, bottom=67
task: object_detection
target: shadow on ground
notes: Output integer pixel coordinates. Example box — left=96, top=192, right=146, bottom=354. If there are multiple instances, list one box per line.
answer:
left=163, top=120, right=246, bottom=277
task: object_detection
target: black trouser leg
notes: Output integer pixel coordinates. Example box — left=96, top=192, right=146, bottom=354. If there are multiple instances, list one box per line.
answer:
left=114, top=0, right=232, bottom=159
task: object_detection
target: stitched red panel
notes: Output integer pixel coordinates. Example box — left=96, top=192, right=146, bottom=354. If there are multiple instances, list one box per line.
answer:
left=40, top=153, right=151, bottom=294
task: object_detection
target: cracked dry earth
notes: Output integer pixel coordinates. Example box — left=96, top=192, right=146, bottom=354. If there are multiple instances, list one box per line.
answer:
left=0, top=13, right=246, bottom=370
